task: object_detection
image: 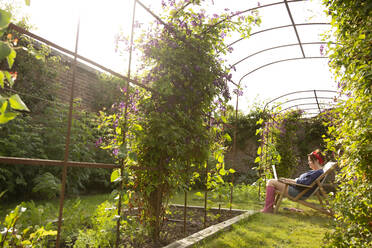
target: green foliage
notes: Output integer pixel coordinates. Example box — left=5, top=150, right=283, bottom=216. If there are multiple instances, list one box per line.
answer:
left=255, top=108, right=330, bottom=183
left=225, top=107, right=265, bottom=150
left=0, top=202, right=56, bottom=247
left=321, top=1, right=372, bottom=247
left=256, top=110, right=302, bottom=180
left=73, top=201, right=116, bottom=248
left=0, top=106, right=113, bottom=199
left=32, top=172, right=61, bottom=199
left=91, top=73, right=126, bottom=112
left=0, top=8, right=30, bottom=124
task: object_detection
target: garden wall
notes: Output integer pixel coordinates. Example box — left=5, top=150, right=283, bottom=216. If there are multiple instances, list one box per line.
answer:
left=51, top=50, right=106, bottom=111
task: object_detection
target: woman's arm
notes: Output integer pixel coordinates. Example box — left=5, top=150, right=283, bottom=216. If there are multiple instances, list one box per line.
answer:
left=296, top=169, right=323, bottom=185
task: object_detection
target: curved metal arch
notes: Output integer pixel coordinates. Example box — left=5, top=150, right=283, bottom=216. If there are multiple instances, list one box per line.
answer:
left=259, top=90, right=337, bottom=118
left=231, top=42, right=329, bottom=68
left=271, top=96, right=335, bottom=110
left=238, top=56, right=327, bottom=85
left=279, top=102, right=335, bottom=113
left=205, top=0, right=305, bottom=34
left=265, top=89, right=337, bottom=106
left=227, top=23, right=330, bottom=48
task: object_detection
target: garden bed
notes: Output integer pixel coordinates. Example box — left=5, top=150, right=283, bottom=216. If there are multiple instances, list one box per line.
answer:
left=121, top=204, right=248, bottom=248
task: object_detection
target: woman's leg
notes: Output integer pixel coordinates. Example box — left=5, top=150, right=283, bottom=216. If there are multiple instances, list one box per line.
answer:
left=261, top=179, right=288, bottom=213
left=267, top=179, right=288, bottom=196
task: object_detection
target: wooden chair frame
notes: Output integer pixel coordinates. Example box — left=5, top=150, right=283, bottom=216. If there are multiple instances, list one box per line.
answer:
left=274, top=162, right=337, bottom=216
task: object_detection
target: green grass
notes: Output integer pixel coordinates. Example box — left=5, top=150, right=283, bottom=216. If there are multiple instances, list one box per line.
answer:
left=170, top=189, right=334, bottom=248
left=1, top=187, right=335, bottom=248
left=194, top=210, right=333, bottom=248
left=0, top=193, right=113, bottom=219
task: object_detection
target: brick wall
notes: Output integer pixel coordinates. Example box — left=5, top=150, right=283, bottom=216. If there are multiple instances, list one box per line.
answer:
left=52, top=52, right=104, bottom=111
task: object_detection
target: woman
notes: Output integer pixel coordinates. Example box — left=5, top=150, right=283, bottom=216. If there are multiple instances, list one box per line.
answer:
left=260, top=149, right=325, bottom=213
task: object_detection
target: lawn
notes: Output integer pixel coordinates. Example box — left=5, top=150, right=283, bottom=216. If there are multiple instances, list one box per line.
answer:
left=1, top=185, right=335, bottom=247
left=171, top=188, right=334, bottom=248
left=194, top=210, right=333, bottom=248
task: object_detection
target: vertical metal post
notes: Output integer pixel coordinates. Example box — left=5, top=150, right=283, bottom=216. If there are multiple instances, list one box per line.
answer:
left=313, top=90, right=321, bottom=113
left=230, top=92, right=239, bottom=210
left=204, top=161, right=208, bottom=229
left=56, top=18, right=80, bottom=248
left=183, top=189, right=187, bottom=234
left=204, top=116, right=211, bottom=228
left=115, top=1, right=137, bottom=247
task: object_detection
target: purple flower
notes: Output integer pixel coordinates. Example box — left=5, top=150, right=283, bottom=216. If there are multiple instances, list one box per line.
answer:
left=179, top=21, right=186, bottom=28
left=213, top=14, right=219, bottom=19
left=95, top=137, right=103, bottom=147
left=227, top=46, right=234, bottom=53
left=112, top=149, right=119, bottom=156
left=195, top=65, right=201, bottom=71
left=257, top=2, right=261, bottom=7
left=198, top=13, right=205, bottom=20
left=226, top=73, right=232, bottom=80
left=113, top=119, right=118, bottom=128
left=320, top=44, right=325, bottom=55
left=220, top=31, right=226, bottom=39
left=233, top=89, right=243, bottom=96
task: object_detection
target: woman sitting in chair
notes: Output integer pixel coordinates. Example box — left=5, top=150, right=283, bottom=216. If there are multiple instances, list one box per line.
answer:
left=260, top=149, right=325, bottom=213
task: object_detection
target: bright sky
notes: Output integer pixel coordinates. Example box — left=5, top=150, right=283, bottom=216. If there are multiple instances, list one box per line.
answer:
left=6, top=0, right=337, bottom=114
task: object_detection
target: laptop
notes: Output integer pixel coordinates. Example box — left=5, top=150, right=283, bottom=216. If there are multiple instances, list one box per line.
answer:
left=272, top=164, right=278, bottom=180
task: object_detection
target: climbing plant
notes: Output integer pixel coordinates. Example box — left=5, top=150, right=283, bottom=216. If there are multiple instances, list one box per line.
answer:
left=256, top=109, right=302, bottom=180
left=321, top=0, right=372, bottom=247
left=98, top=0, right=260, bottom=242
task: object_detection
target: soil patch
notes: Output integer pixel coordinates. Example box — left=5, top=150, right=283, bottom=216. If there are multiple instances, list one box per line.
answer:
left=121, top=205, right=245, bottom=248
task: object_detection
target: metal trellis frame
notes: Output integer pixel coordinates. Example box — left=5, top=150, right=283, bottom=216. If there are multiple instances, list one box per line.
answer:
left=0, top=1, right=337, bottom=247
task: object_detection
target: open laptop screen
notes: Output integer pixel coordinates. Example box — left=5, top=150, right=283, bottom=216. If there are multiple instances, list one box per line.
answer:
left=272, top=164, right=278, bottom=180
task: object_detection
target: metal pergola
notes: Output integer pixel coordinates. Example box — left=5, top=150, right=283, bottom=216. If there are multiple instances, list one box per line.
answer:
left=0, top=1, right=336, bottom=247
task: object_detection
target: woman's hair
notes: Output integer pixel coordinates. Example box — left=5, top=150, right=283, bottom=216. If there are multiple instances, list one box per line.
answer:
left=308, top=149, right=325, bottom=165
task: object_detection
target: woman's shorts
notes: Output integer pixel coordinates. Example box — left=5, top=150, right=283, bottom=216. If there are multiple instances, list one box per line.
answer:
left=288, top=185, right=308, bottom=200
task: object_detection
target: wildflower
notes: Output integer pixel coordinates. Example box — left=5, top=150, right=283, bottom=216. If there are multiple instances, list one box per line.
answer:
left=233, top=89, right=243, bottom=96
left=9, top=71, right=18, bottom=81
left=113, top=149, right=119, bottom=156
left=95, top=137, right=103, bottom=147
left=320, top=44, right=325, bottom=55
left=179, top=21, right=186, bottom=29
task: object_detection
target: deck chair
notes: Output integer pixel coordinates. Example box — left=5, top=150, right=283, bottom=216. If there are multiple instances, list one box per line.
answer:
left=274, top=161, right=337, bottom=216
